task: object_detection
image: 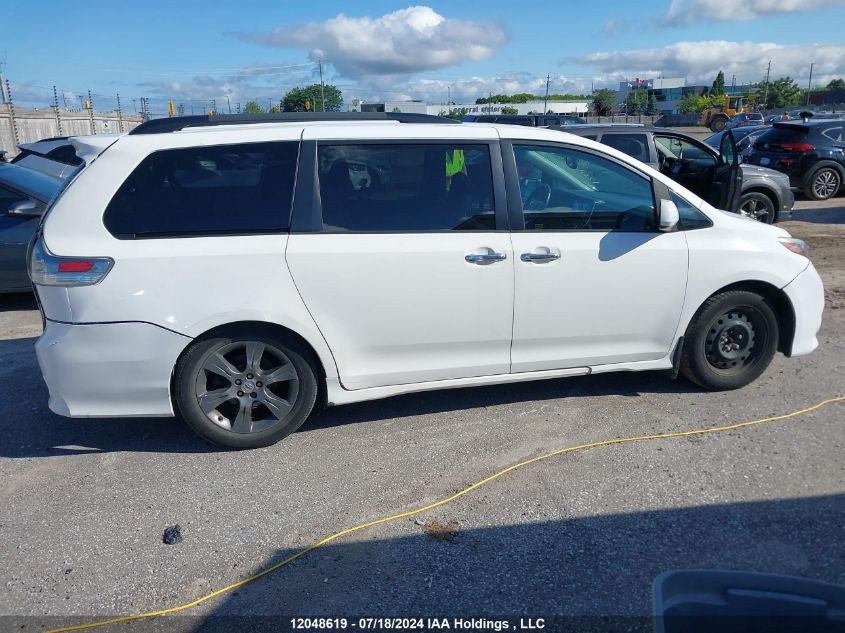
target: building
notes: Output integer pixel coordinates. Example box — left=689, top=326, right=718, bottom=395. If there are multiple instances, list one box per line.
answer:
left=357, top=101, right=429, bottom=114
left=425, top=100, right=590, bottom=116
left=615, top=77, right=708, bottom=114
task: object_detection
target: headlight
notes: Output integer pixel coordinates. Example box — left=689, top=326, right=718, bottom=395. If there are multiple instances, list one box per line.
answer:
left=778, top=237, right=809, bottom=257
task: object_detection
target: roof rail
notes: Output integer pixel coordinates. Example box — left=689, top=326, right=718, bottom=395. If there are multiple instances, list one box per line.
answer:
left=129, top=112, right=459, bottom=135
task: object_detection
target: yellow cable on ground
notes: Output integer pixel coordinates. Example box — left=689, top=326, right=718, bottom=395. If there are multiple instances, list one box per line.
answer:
left=46, top=395, right=845, bottom=633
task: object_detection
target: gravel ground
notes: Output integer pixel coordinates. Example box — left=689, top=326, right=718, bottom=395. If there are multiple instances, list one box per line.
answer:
left=1, top=196, right=843, bottom=632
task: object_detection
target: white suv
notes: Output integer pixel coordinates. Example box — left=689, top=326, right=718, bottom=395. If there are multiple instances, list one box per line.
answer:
left=30, top=113, right=823, bottom=449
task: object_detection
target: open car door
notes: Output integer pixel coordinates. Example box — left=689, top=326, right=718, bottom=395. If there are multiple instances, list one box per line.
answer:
left=709, top=130, right=741, bottom=212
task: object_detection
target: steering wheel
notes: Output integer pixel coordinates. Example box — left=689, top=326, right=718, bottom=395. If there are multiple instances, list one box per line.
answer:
left=525, top=183, right=552, bottom=211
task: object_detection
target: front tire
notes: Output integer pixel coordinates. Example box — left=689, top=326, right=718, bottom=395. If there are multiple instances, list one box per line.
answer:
left=709, top=115, right=729, bottom=133
left=738, top=191, right=776, bottom=224
left=803, top=166, right=842, bottom=201
left=175, top=332, right=318, bottom=448
left=680, top=290, right=779, bottom=390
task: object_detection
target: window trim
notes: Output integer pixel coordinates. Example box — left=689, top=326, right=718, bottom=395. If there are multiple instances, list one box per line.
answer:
left=291, top=139, right=508, bottom=234
left=502, top=139, right=660, bottom=233
left=102, top=140, right=301, bottom=240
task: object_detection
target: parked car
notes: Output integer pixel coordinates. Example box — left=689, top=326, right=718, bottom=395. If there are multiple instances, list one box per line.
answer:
left=11, top=137, right=83, bottom=179
left=726, top=112, right=765, bottom=129
left=462, top=113, right=586, bottom=126
left=746, top=120, right=845, bottom=200
left=704, top=125, right=768, bottom=161
left=562, top=125, right=793, bottom=223
left=31, top=112, right=822, bottom=448
left=0, top=163, right=63, bottom=292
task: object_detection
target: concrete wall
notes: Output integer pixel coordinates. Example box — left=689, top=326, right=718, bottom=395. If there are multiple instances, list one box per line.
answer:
left=0, top=105, right=142, bottom=157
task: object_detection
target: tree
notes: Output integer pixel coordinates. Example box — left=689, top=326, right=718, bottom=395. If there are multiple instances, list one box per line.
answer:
left=444, top=107, right=469, bottom=121
left=762, top=77, right=802, bottom=109
left=282, top=83, right=343, bottom=112
left=391, top=107, right=402, bottom=113
left=826, top=78, right=845, bottom=90
left=711, top=71, right=726, bottom=97
left=625, top=89, right=647, bottom=115
left=243, top=101, right=265, bottom=114
left=645, top=93, right=659, bottom=115
left=501, top=106, right=519, bottom=114
left=592, top=88, right=616, bottom=116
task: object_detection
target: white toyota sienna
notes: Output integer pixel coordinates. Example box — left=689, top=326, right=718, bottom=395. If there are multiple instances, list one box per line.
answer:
left=30, top=113, right=824, bottom=448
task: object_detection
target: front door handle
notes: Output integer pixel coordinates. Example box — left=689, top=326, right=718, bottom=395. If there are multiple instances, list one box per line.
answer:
left=465, top=252, right=507, bottom=264
left=521, top=251, right=560, bottom=263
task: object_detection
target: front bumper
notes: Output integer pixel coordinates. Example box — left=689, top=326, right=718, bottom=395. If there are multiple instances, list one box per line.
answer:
left=782, top=262, right=824, bottom=357
left=35, top=320, right=190, bottom=417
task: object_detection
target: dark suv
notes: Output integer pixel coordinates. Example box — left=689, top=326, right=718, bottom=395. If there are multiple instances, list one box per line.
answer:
left=462, top=113, right=586, bottom=127
left=562, top=125, right=793, bottom=223
left=746, top=120, right=845, bottom=200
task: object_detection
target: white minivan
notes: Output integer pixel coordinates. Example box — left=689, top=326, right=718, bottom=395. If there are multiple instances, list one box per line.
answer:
left=30, top=113, right=823, bottom=448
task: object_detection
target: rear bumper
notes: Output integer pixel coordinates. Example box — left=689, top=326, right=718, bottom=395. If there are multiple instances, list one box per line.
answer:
left=782, top=262, right=824, bottom=357
left=35, top=320, right=190, bottom=417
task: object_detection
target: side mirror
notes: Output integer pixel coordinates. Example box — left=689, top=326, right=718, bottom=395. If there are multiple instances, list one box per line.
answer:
left=7, top=200, right=42, bottom=217
left=659, top=199, right=680, bottom=232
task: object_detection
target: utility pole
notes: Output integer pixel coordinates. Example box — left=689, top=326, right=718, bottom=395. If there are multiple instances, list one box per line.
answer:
left=318, top=60, right=327, bottom=112
left=5, top=78, right=18, bottom=147
left=53, top=85, right=63, bottom=135
left=116, top=92, right=123, bottom=133
left=544, top=74, right=551, bottom=114
left=806, top=62, right=815, bottom=106
left=226, top=95, right=231, bottom=114
left=763, top=60, right=771, bottom=109
left=87, top=90, right=96, bottom=134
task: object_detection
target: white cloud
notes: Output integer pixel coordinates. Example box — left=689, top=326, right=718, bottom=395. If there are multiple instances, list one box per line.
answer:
left=239, top=6, right=507, bottom=78
left=661, top=0, right=845, bottom=26
left=577, top=40, right=845, bottom=86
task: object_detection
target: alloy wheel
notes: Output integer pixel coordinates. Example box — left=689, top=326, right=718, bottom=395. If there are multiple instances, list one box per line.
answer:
left=813, top=169, right=840, bottom=200
left=194, top=341, right=299, bottom=434
left=738, top=196, right=771, bottom=222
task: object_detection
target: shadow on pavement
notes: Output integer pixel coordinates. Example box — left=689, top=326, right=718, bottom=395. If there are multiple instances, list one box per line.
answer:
left=791, top=206, right=845, bottom=225
left=35, top=494, right=845, bottom=631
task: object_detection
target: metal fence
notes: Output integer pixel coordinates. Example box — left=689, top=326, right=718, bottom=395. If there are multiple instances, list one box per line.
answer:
left=0, top=104, right=142, bottom=157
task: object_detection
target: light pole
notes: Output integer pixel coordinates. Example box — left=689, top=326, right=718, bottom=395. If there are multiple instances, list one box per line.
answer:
left=806, top=63, right=815, bottom=107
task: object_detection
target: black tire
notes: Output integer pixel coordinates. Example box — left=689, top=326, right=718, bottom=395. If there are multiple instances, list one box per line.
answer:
left=802, top=166, right=842, bottom=201
left=174, top=331, right=318, bottom=449
left=680, top=290, right=779, bottom=391
left=709, top=115, right=728, bottom=133
left=738, top=191, right=776, bottom=224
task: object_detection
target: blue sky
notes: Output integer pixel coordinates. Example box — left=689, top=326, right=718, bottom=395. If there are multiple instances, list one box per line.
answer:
left=3, top=0, right=845, bottom=113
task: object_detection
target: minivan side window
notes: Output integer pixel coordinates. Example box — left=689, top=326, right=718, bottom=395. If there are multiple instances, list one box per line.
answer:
left=513, top=144, right=656, bottom=231
left=104, top=141, right=299, bottom=238
left=317, top=144, right=495, bottom=232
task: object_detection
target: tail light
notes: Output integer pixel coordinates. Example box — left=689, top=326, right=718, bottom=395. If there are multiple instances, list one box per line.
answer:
left=29, top=238, right=113, bottom=286
left=780, top=143, right=814, bottom=152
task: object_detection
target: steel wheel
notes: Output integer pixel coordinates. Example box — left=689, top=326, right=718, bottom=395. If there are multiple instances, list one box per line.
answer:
left=703, top=309, right=767, bottom=375
left=194, top=340, right=300, bottom=434
left=811, top=168, right=840, bottom=200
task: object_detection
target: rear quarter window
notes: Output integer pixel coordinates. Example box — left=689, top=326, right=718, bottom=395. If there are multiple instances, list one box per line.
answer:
left=104, top=141, right=299, bottom=238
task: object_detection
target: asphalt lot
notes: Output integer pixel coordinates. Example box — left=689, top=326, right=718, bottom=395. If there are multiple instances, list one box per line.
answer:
left=1, top=196, right=844, bottom=632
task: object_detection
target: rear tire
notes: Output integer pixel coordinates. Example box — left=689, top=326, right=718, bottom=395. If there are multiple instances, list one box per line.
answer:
left=680, top=290, right=779, bottom=391
left=803, top=166, right=842, bottom=201
left=175, top=331, right=318, bottom=449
